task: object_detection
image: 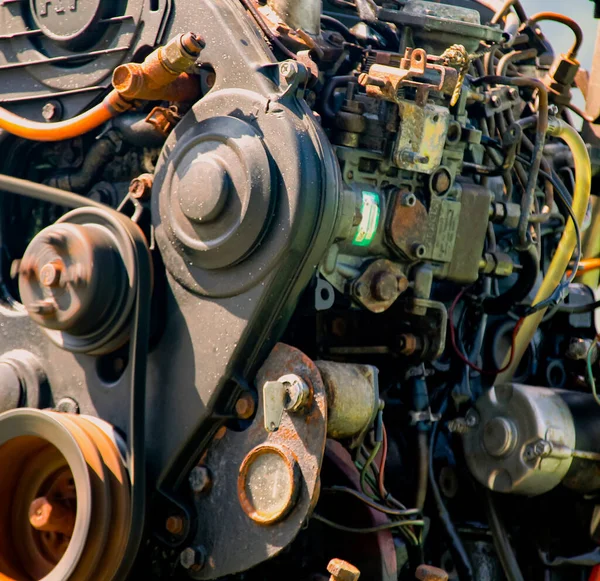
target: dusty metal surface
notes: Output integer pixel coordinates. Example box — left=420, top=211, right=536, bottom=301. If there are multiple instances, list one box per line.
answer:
left=316, top=360, right=379, bottom=442
left=189, top=343, right=327, bottom=579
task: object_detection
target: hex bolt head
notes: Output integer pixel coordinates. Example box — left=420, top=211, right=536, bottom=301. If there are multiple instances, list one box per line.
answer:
left=129, top=174, right=154, bottom=201
left=354, top=281, right=368, bottom=298
left=166, top=515, right=185, bottom=536
left=180, top=546, right=206, bottom=571
left=235, top=393, right=256, bottom=420
left=189, top=466, right=211, bottom=494
left=327, top=558, right=361, bottom=581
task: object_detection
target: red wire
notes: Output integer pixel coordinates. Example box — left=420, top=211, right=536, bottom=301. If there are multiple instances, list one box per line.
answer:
left=378, top=424, right=389, bottom=499
left=448, top=286, right=524, bottom=376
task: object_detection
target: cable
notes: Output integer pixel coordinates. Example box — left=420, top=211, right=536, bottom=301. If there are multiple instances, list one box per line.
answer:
left=499, top=120, right=591, bottom=382
left=321, top=14, right=355, bottom=42
left=361, top=441, right=381, bottom=496
left=429, top=415, right=475, bottom=581
left=586, top=338, right=600, bottom=407
left=238, top=0, right=298, bottom=60
left=322, top=486, right=421, bottom=517
left=378, top=424, right=388, bottom=499
left=558, top=299, right=600, bottom=314
left=449, top=286, right=523, bottom=375
left=312, top=513, right=424, bottom=534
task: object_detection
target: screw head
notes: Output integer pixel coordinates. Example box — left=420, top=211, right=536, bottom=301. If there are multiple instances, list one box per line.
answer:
left=280, top=61, right=296, bottom=80
left=401, top=193, right=417, bottom=207
left=354, top=281, right=368, bottom=298
left=189, top=466, right=211, bottom=494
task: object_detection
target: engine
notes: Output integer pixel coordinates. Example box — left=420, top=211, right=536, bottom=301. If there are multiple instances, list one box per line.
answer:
left=0, top=0, right=599, bottom=579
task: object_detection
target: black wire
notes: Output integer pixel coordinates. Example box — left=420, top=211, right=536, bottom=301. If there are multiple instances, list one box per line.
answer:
left=312, top=513, right=424, bottom=534
left=322, top=486, right=422, bottom=517
left=557, top=298, right=600, bottom=314
left=321, top=14, right=356, bottom=42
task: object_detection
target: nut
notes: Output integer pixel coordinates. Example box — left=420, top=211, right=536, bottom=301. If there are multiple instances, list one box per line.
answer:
left=129, top=174, right=154, bottom=201
left=39, top=261, right=63, bottom=288
left=373, top=272, right=398, bottom=302
left=327, top=558, right=360, bottom=581
left=189, top=466, right=211, bottom=494
left=180, top=546, right=206, bottom=571
left=55, top=397, right=79, bottom=414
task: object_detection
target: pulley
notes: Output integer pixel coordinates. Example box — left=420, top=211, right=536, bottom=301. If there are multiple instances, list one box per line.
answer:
left=0, top=408, right=131, bottom=581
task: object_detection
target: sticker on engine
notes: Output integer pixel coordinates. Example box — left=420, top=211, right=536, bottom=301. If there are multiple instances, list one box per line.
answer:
left=353, top=191, right=380, bottom=247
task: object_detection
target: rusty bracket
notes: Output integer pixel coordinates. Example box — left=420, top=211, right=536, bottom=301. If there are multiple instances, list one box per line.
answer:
left=359, top=48, right=457, bottom=105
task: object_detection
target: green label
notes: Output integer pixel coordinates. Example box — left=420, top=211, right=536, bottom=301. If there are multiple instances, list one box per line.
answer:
left=353, top=191, right=380, bottom=247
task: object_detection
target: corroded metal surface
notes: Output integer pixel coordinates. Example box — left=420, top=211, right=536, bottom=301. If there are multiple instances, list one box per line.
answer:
left=190, top=343, right=327, bottom=579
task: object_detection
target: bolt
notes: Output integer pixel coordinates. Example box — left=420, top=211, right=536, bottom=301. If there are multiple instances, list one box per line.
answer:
left=189, top=466, right=211, bottom=494
left=27, top=299, right=57, bottom=316
left=235, top=393, right=256, bottom=419
left=39, top=261, right=63, bottom=288
left=398, top=333, right=421, bottom=356
left=166, top=515, right=185, bottom=536
left=327, top=558, right=360, bottom=581
left=354, top=281, right=368, bottom=299
left=280, top=61, right=297, bottom=81
left=465, top=409, right=479, bottom=428
left=55, top=397, right=79, bottom=414
left=508, top=87, right=519, bottom=101
left=415, top=564, right=449, bottom=581
left=401, top=193, right=417, bottom=207
left=129, top=174, right=154, bottom=201
left=548, top=104, right=559, bottom=116
left=373, top=272, right=398, bottom=302
left=180, top=546, right=206, bottom=572
left=29, top=497, right=75, bottom=536
left=281, top=374, right=310, bottom=412
left=42, top=102, right=59, bottom=122
left=491, top=94, right=501, bottom=107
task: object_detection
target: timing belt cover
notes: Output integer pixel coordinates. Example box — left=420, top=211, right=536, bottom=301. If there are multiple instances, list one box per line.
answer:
left=147, top=0, right=341, bottom=542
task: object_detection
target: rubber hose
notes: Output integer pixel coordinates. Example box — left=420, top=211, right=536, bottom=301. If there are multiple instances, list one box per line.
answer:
left=483, top=245, right=539, bottom=315
left=498, top=119, right=591, bottom=382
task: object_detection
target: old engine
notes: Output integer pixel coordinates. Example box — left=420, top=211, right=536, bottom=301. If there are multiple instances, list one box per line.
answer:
left=0, top=0, right=599, bottom=580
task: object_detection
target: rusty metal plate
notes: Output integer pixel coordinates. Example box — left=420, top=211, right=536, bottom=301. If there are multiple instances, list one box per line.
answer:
left=190, top=343, right=327, bottom=579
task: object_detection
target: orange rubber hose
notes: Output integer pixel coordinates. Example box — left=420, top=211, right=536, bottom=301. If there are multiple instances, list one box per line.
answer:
left=0, top=91, right=130, bottom=142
